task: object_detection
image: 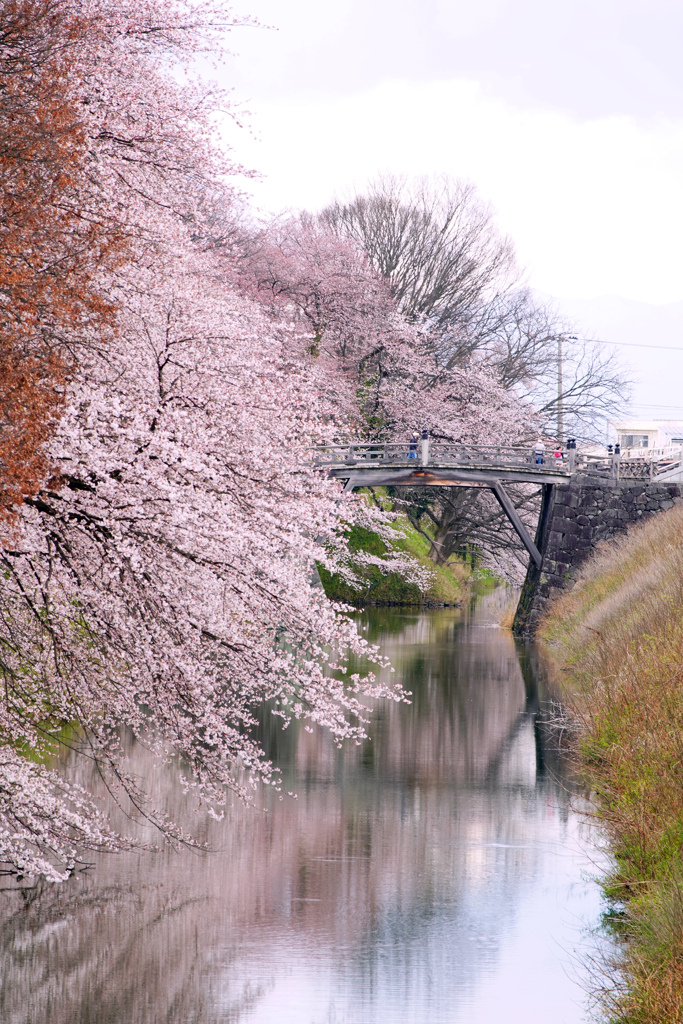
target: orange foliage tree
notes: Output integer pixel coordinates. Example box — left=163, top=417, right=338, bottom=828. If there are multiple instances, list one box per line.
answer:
left=0, top=0, right=124, bottom=515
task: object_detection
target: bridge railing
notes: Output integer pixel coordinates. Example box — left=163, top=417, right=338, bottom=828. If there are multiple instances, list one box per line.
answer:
left=621, top=445, right=683, bottom=461
left=311, top=442, right=570, bottom=472
left=575, top=451, right=683, bottom=482
left=616, top=460, right=651, bottom=481
left=428, top=442, right=567, bottom=469
left=310, top=443, right=681, bottom=483
left=574, top=453, right=615, bottom=476
left=653, top=452, right=683, bottom=479
left=312, top=443, right=415, bottom=466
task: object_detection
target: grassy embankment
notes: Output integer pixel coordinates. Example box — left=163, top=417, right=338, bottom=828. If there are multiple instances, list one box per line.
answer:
left=539, top=503, right=683, bottom=1023
left=318, top=507, right=471, bottom=607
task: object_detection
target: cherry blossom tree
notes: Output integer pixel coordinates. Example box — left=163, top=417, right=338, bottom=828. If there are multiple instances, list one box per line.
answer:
left=238, top=217, right=534, bottom=447
left=319, top=183, right=630, bottom=567
left=321, top=175, right=629, bottom=444
left=4, top=260, right=425, bottom=879
left=237, top=217, right=545, bottom=579
left=0, top=0, right=128, bottom=516
left=0, top=0, right=435, bottom=881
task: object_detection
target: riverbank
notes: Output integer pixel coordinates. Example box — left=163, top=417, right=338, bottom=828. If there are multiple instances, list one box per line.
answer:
left=318, top=519, right=472, bottom=606
left=538, top=503, right=683, bottom=1023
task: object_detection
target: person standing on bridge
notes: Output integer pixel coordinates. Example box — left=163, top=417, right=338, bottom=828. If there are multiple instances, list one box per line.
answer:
left=408, top=432, right=418, bottom=458
left=533, top=439, right=545, bottom=465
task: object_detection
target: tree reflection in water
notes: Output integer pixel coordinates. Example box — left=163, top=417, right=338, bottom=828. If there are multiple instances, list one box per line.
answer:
left=0, top=592, right=602, bottom=1024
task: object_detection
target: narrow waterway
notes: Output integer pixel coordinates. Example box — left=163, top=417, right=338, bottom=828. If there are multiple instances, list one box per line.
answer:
left=0, top=593, right=605, bottom=1023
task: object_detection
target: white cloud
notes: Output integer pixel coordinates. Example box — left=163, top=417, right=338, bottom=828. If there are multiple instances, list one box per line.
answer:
left=223, top=78, right=683, bottom=304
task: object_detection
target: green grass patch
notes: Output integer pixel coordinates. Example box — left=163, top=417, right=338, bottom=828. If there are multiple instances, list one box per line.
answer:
left=319, top=518, right=467, bottom=607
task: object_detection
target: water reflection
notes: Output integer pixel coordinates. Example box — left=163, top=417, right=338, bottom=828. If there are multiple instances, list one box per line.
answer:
left=0, top=593, right=602, bottom=1024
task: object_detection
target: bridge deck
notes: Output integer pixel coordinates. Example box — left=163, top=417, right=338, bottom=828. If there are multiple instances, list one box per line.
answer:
left=313, top=441, right=682, bottom=486
left=312, top=442, right=681, bottom=570
left=326, top=464, right=569, bottom=487
left=313, top=443, right=570, bottom=486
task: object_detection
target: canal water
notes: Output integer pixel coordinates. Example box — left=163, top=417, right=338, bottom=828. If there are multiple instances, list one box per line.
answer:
left=0, top=593, right=605, bottom=1023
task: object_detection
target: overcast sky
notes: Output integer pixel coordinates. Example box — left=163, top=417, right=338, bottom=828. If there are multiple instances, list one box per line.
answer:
left=218, top=0, right=683, bottom=418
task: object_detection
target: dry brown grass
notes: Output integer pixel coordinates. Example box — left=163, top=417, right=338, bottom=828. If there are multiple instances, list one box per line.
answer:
left=539, top=504, right=683, bottom=1023
left=497, top=602, right=516, bottom=630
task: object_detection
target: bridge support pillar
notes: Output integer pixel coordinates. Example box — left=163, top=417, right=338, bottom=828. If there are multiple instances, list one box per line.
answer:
left=513, top=484, right=556, bottom=636
left=491, top=482, right=542, bottom=568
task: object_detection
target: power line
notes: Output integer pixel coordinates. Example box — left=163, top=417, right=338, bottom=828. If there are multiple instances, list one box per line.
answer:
left=590, top=338, right=683, bottom=352
left=618, top=410, right=683, bottom=420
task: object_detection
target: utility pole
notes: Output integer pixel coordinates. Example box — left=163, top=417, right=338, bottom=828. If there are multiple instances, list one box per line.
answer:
left=557, top=334, right=577, bottom=443
left=557, top=334, right=563, bottom=442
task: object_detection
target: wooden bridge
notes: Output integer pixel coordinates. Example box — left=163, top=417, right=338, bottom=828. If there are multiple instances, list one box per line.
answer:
left=313, top=440, right=683, bottom=570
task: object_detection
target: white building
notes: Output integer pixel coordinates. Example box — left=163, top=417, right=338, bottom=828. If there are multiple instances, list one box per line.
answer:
left=611, top=420, right=683, bottom=454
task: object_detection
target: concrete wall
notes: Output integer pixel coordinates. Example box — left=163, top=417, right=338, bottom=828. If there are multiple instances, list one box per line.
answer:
left=514, top=478, right=683, bottom=635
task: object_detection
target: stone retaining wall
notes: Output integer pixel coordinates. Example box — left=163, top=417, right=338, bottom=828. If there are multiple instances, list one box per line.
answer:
left=514, top=478, right=682, bottom=634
